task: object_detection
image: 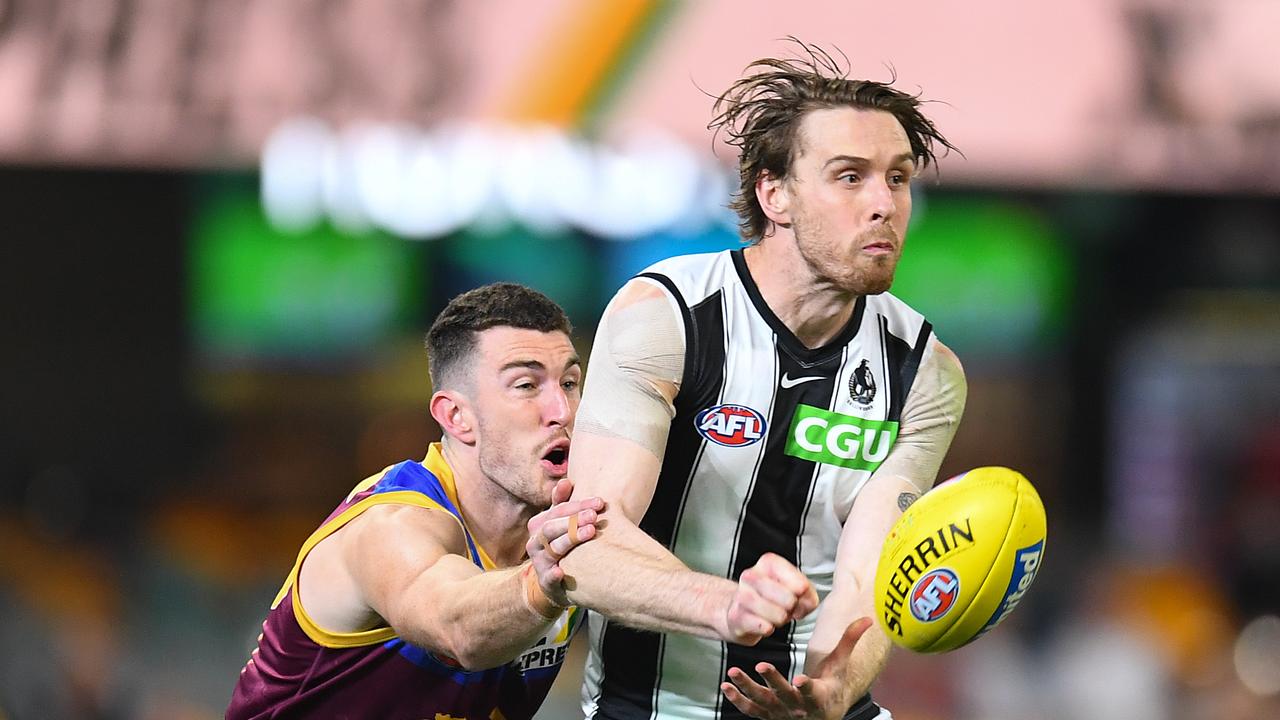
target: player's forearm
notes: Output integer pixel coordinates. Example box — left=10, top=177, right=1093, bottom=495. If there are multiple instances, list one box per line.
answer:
left=399, top=565, right=553, bottom=671
left=824, top=623, right=891, bottom=704
left=560, top=514, right=735, bottom=639
left=805, top=585, right=891, bottom=705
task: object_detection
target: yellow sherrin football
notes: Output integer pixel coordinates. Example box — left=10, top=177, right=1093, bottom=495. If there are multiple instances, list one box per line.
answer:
left=874, top=466, right=1046, bottom=653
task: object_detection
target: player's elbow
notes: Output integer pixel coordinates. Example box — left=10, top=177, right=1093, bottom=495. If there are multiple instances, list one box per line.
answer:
left=382, top=599, right=487, bottom=670
left=448, top=644, right=507, bottom=672
left=399, top=620, right=502, bottom=672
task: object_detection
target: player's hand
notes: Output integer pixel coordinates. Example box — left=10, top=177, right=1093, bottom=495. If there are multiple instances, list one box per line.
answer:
left=526, top=479, right=605, bottom=606
left=720, top=617, right=873, bottom=719
left=722, top=553, right=820, bottom=646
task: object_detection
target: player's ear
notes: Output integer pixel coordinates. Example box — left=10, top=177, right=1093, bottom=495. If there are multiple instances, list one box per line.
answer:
left=755, top=170, right=792, bottom=228
left=430, top=390, right=476, bottom=445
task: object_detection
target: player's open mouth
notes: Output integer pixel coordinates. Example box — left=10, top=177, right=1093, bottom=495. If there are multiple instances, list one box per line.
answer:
left=541, top=443, right=570, bottom=477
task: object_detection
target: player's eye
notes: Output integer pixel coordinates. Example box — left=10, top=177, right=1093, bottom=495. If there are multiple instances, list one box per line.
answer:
left=839, top=172, right=860, bottom=184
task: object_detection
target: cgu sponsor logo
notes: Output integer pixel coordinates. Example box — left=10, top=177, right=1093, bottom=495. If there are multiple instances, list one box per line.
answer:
left=695, top=404, right=767, bottom=447
left=974, top=540, right=1044, bottom=638
left=784, top=404, right=899, bottom=470
left=881, top=519, right=976, bottom=637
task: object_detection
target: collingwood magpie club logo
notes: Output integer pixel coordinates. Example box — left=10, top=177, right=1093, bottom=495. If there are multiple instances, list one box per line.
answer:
left=849, top=359, right=876, bottom=405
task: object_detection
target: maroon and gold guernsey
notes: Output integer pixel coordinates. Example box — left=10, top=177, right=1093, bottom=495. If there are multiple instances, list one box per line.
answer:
left=227, top=443, right=583, bottom=720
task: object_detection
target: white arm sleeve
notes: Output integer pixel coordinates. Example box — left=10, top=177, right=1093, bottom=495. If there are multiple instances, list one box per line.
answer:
left=875, top=337, right=968, bottom=494
left=574, top=279, right=687, bottom=460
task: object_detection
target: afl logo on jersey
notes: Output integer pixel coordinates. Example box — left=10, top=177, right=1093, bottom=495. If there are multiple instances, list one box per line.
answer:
left=695, top=404, right=767, bottom=447
left=910, top=568, right=960, bottom=622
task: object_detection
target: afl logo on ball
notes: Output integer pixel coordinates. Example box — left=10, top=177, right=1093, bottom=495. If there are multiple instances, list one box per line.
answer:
left=910, top=568, right=960, bottom=622
left=695, top=404, right=767, bottom=447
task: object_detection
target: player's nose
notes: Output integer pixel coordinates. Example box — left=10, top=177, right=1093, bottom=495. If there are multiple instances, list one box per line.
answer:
left=866, top=178, right=896, bottom=223
left=543, top=385, right=572, bottom=427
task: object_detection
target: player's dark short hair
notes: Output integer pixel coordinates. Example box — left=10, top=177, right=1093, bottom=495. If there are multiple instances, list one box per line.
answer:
left=709, top=39, right=956, bottom=244
left=426, top=282, right=572, bottom=390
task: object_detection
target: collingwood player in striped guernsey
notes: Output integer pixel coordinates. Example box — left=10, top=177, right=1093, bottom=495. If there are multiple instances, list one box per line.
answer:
left=559, top=42, right=967, bottom=720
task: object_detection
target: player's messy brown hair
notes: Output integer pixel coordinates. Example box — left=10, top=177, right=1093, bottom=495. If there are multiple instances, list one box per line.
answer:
left=709, top=39, right=956, bottom=244
left=426, top=282, right=572, bottom=390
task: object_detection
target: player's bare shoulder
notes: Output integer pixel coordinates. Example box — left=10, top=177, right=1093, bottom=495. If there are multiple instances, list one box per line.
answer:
left=343, top=502, right=468, bottom=565
left=295, top=503, right=465, bottom=635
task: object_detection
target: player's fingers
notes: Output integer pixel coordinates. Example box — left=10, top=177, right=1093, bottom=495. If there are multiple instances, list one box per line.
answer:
left=755, top=663, right=802, bottom=704
left=792, top=673, right=835, bottom=712
left=793, top=673, right=820, bottom=706
left=555, top=497, right=605, bottom=519
left=526, top=529, right=548, bottom=562
left=544, top=507, right=598, bottom=539
left=724, top=667, right=774, bottom=706
left=551, top=477, right=574, bottom=506
left=739, top=571, right=802, bottom=617
left=545, top=508, right=598, bottom=549
left=734, top=584, right=790, bottom=629
left=768, top=567, right=818, bottom=619
left=724, top=599, right=772, bottom=645
left=530, top=498, right=604, bottom=535
left=539, top=565, right=564, bottom=585
left=548, top=514, right=598, bottom=557
left=719, top=681, right=765, bottom=717
left=755, top=554, right=818, bottom=613
left=794, top=583, right=820, bottom=619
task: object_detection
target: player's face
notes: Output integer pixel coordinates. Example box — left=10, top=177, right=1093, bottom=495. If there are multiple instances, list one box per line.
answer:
left=784, top=107, right=916, bottom=295
left=469, top=327, right=581, bottom=508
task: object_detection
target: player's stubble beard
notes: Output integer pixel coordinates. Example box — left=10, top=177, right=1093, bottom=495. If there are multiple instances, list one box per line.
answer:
left=792, top=208, right=901, bottom=296
left=476, top=415, right=549, bottom=508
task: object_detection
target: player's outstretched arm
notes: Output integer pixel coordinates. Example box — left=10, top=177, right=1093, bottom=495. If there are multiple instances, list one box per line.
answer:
left=300, top=493, right=602, bottom=671
left=559, top=279, right=818, bottom=642
left=721, top=338, right=967, bottom=718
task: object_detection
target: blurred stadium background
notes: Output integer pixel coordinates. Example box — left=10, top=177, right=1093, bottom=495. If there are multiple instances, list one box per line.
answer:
left=1, top=1, right=1278, bottom=718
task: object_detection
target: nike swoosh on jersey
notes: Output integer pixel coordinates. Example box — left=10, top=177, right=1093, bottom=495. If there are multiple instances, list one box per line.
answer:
left=779, top=374, right=823, bottom=389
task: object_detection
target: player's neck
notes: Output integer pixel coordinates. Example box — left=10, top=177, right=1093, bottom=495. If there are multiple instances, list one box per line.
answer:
left=440, top=443, right=535, bottom=567
left=742, top=240, right=859, bottom=349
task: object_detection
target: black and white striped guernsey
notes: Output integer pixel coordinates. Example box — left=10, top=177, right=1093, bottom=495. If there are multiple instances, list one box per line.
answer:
left=583, top=249, right=933, bottom=720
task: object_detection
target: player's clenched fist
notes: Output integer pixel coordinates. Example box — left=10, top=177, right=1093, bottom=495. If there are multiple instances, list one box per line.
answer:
left=721, top=553, right=819, bottom=645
